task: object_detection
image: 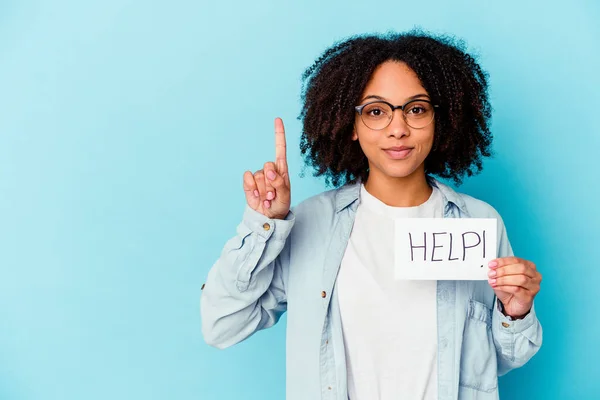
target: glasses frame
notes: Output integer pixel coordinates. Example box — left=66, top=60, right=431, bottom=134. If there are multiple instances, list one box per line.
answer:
left=354, top=99, right=440, bottom=130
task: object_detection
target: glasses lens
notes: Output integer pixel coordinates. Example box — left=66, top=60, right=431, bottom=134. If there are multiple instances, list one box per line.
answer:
left=361, top=102, right=393, bottom=130
left=403, top=100, right=435, bottom=129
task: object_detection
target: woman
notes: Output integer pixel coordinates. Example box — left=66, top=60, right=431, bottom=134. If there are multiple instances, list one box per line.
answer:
left=200, top=30, right=542, bottom=400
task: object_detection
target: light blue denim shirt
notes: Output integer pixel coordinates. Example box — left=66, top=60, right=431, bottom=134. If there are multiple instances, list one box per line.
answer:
left=201, top=178, right=542, bottom=400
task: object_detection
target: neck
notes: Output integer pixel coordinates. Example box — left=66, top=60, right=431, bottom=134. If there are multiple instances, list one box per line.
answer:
left=364, top=168, right=432, bottom=207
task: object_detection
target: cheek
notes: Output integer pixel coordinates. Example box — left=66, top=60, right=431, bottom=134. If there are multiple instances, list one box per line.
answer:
left=356, top=131, right=380, bottom=155
left=418, top=129, right=435, bottom=153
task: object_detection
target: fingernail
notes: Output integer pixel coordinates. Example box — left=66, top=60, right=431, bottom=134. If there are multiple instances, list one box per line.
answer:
left=488, top=278, right=497, bottom=285
left=488, top=270, right=497, bottom=278
left=264, top=200, right=270, bottom=209
left=488, top=261, right=498, bottom=268
left=267, top=171, right=276, bottom=180
left=267, top=191, right=274, bottom=200
left=253, top=190, right=259, bottom=197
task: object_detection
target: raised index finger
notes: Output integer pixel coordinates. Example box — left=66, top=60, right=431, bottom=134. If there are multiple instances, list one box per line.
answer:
left=274, top=117, right=288, bottom=174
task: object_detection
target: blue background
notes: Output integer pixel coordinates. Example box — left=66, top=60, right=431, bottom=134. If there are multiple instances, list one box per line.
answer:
left=1, top=1, right=599, bottom=399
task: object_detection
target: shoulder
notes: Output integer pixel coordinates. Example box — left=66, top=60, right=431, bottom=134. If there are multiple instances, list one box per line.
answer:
left=451, top=190, right=510, bottom=238
left=459, top=192, right=503, bottom=220
left=286, top=187, right=346, bottom=239
left=293, top=187, right=339, bottom=218
left=433, top=178, right=504, bottom=221
left=291, top=181, right=361, bottom=224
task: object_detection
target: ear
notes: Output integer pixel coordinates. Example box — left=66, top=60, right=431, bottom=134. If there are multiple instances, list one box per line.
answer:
left=351, top=129, right=358, bottom=141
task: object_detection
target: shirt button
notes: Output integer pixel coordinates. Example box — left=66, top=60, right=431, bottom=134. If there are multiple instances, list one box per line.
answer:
left=440, top=290, right=449, bottom=302
left=201, top=283, right=205, bottom=290
left=502, top=322, right=511, bottom=328
left=321, top=291, right=327, bottom=298
left=263, top=223, right=271, bottom=231
left=328, top=386, right=332, bottom=390
left=440, top=385, right=449, bottom=396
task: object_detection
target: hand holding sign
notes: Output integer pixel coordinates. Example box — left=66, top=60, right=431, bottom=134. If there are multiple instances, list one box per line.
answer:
left=488, top=257, right=542, bottom=319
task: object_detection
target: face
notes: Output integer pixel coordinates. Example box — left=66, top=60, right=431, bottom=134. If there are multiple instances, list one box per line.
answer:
left=353, top=61, right=435, bottom=182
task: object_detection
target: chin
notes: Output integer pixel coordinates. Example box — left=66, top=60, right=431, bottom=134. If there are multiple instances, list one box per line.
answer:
left=384, top=170, right=415, bottom=178
left=381, top=165, right=420, bottom=179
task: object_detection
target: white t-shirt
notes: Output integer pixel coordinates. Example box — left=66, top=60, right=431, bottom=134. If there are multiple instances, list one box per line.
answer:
left=338, top=184, right=444, bottom=400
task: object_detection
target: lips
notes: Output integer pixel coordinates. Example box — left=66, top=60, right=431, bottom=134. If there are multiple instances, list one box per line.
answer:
left=383, top=146, right=413, bottom=160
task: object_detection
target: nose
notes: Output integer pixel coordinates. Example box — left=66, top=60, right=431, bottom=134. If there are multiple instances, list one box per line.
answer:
left=386, top=109, right=410, bottom=139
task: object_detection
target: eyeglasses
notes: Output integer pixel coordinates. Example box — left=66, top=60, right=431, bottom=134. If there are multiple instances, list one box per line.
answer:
left=354, top=99, right=439, bottom=130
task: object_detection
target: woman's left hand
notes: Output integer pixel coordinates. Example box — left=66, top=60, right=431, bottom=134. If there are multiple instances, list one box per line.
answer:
left=488, top=257, right=542, bottom=319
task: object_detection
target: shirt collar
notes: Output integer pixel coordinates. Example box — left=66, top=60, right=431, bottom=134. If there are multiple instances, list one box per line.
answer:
left=334, top=176, right=469, bottom=216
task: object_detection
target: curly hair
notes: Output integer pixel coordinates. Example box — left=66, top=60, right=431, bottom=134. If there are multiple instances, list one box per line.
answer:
left=298, top=29, right=493, bottom=187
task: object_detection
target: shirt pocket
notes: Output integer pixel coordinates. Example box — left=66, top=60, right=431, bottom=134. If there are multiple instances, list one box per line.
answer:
left=458, top=299, right=498, bottom=393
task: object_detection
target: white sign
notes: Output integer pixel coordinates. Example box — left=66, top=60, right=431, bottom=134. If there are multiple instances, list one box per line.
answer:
left=394, top=218, right=497, bottom=280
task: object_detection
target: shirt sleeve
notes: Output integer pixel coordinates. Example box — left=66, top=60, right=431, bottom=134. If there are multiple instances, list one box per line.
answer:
left=200, top=206, right=295, bottom=349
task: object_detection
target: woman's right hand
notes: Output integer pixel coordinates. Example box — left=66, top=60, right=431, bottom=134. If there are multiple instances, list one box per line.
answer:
left=243, top=118, right=291, bottom=220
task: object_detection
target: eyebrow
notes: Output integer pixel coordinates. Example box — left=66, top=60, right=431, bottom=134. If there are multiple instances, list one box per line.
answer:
left=359, top=93, right=431, bottom=103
